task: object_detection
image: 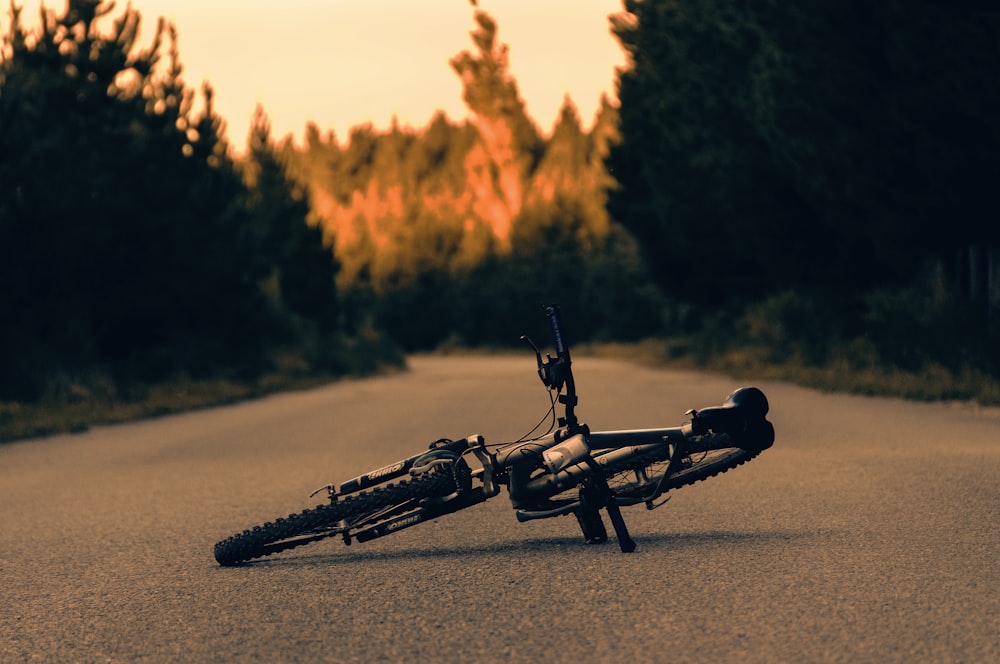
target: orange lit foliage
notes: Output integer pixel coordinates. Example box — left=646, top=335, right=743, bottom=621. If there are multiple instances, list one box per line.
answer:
left=285, top=8, right=622, bottom=292
left=276, top=6, right=664, bottom=349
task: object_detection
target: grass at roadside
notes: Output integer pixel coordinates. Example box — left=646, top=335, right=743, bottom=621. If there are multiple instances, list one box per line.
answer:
left=0, top=371, right=391, bottom=444
left=581, top=339, right=1000, bottom=406
left=5, top=338, right=998, bottom=445
left=1, top=328, right=406, bottom=445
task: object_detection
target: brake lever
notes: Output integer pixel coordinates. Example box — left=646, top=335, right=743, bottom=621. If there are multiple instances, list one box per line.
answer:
left=521, top=335, right=552, bottom=388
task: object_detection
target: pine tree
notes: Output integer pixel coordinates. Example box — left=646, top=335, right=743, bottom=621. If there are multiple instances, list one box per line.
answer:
left=607, top=0, right=1000, bottom=307
left=450, top=8, right=541, bottom=246
left=0, top=0, right=273, bottom=397
left=244, top=106, right=340, bottom=332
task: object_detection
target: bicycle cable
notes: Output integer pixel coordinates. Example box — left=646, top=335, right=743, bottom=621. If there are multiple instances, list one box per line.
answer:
left=510, top=385, right=558, bottom=445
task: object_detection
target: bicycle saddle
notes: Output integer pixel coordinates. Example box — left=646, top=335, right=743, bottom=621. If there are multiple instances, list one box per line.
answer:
left=689, top=387, right=774, bottom=451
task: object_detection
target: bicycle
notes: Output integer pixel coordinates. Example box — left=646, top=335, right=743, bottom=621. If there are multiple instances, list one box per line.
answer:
left=214, top=305, right=775, bottom=565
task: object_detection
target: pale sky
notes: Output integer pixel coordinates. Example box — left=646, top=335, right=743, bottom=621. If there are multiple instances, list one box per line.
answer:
left=6, top=1, right=627, bottom=147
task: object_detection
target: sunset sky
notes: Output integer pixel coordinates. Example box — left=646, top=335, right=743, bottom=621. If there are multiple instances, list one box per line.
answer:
left=6, top=0, right=627, bottom=147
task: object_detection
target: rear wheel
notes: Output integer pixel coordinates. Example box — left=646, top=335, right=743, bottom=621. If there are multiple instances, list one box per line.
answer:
left=214, top=467, right=467, bottom=566
left=599, top=433, right=760, bottom=505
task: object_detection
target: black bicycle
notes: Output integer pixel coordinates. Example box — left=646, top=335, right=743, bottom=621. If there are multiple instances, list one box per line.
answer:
left=214, top=305, right=775, bottom=565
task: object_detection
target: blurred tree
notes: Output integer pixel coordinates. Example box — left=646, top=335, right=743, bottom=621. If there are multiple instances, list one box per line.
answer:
left=0, top=0, right=272, bottom=397
left=521, top=96, right=616, bottom=252
left=607, top=0, right=1000, bottom=308
left=451, top=7, right=542, bottom=247
left=607, top=0, right=828, bottom=305
left=244, top=106, right=340, bottom=332
left=274, top=4, right=667, bottom=351
left=287, top=113, right=488, bottom=292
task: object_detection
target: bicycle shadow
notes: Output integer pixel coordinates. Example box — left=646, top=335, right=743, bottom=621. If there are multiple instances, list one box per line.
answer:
left=227, top=528, right=812, bottom=569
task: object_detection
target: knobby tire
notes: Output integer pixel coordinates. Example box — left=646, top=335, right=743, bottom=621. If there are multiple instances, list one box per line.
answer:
left=600, top=433, right=760, bottom=503
left=214, top=468, right=465, bottom=566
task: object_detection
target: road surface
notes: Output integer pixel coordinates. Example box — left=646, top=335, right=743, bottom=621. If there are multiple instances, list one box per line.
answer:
left=2, top=355, right=998, bottom=662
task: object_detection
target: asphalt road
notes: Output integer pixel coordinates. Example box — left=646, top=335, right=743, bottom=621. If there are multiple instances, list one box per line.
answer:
left=2, top=355, right=998, bottom=663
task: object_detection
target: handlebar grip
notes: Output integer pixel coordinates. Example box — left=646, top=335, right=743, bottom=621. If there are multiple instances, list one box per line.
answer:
left=544, top=305, right=568, bottom=356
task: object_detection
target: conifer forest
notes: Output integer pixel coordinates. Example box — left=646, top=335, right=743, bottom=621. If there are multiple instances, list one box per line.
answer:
left=2, top=0, right=998, bottom=410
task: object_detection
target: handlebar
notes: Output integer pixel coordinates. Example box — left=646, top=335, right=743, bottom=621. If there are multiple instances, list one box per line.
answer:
left=544, top=304, right=569, bottom=357
left=526, top=305, right=579, bottom=428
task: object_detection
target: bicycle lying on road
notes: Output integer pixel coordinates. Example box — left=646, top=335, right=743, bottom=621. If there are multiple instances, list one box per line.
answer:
left=214, top=305, right=775, bottom=565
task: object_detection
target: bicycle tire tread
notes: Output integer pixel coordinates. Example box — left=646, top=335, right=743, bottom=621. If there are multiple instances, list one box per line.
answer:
left=662, top=447, right=760, bottom=490
left=601, top=433, right=761, bottom=499
left=213, top=469, right=461, bottom=566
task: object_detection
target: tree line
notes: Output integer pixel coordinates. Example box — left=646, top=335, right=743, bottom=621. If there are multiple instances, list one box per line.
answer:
left=1, top=0, right=345, bottom=400
left=279, top=10, right=663, bottom=350
left=2, top=0, right=998, bottom=404
left=606, top=0, right=999, bottom=373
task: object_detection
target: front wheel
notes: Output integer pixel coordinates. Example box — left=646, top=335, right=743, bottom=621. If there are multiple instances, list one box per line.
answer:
left=214, top=467, right=466, bottom=566
left=600, top=433, right=761, bottom=505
